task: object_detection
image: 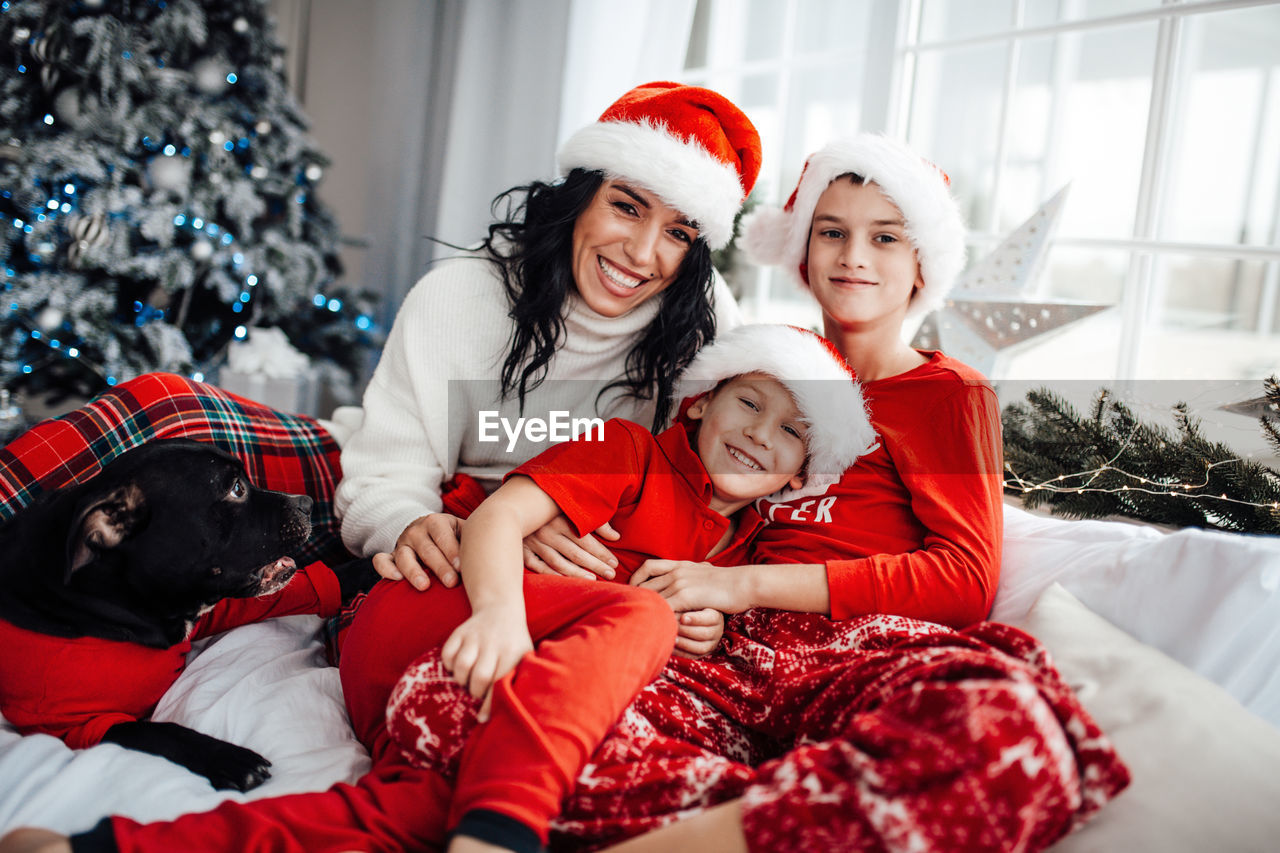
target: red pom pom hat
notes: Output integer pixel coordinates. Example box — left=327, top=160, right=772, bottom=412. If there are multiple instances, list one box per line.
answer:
left=557, top=81, right=762, bottom=251
left=741, top=133, right=966, bottom=333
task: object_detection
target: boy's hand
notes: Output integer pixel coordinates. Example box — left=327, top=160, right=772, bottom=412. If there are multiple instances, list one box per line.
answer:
left=522, top=516, right=620, bottom=580
left=673, top=608, right=725, bottom=658
left=441, top=607, right=533, bottom=722
left=373, top=513, right=464, bottom=591
left=631, top=559, right=751, bottom=614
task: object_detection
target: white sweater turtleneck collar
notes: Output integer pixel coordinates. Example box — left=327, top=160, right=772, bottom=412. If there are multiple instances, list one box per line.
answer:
left=560, top=289, right=662, bottom=357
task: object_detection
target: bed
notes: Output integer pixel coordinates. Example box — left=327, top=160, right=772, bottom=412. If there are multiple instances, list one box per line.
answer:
left=2, top=499, right=1279, bottom=849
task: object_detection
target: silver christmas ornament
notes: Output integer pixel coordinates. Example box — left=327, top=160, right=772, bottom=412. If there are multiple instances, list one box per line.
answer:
left=53, top=88, right=98, bottom=130
left=37, top=305, right=64, bottom=330
left=233, top=17, right=250, bottom=33
left=11, top=27, right=30, bottom=45
left=67, top=212, right=109, bottom=246
left=255, top=120, right=272, bottom=135
left=66, top=212, right=108, bottom=268
left=192, top=58, right=230, bottom=95
left=30, top=35, right=60, bottom=63
left=147, top=154, right=192, bottom=195
left=304, top=164, right=323, bottom=182
left=190, top=240, right=214, bottom=261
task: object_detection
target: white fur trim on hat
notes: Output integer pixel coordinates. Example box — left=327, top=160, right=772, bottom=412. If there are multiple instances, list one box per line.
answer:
left=675, top=324, right=878, bottom=502
left=558, top=120, right=745, bottom=250
left=741, top=134, right=966, bottom=336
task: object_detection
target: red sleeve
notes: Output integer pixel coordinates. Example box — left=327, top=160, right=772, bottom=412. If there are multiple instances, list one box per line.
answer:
left=826, top=383, right=1003, bottom=627
left=191, top=560, right=343, bottom=639
left=508, top=419, right=646, bottom=538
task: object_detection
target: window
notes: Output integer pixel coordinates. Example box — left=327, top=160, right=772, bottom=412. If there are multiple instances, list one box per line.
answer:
left=681, top=0, right=1280, bottom=382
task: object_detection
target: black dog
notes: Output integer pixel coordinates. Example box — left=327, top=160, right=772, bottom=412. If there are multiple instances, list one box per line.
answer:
left=0, top=438, right=375, bottom=791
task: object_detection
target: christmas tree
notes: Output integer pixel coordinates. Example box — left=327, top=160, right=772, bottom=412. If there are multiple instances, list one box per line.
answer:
left=1003, top=380, right=1280, bottom=535
left=0, top=0, right=379, bottom=403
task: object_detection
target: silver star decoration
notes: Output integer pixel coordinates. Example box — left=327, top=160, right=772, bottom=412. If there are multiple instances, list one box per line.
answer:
left=911, top=185, right=1112, bottom=375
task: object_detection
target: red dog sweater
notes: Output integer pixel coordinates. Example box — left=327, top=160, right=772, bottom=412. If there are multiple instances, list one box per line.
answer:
left=0, top=561, right=341, bottom=749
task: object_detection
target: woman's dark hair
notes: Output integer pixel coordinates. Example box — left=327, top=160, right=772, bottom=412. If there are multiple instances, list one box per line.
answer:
left=479, top=168, right=718, bottom=431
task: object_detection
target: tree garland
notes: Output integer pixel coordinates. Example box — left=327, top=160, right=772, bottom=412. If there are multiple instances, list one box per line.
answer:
left=1002, top=376, right=1280, bottom=535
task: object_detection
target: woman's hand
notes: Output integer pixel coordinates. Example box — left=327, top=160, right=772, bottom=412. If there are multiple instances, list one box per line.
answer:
left=441, top=607, right=533, bottom=722
left=372, top=513, right=464, bottom=591
left=631, top=560, right=752, bottom=614
left=0, top=828, right=71, bottom=853
left=522, top=516, right=620, bottom=580
left=673, top=608, right=725, bottom=659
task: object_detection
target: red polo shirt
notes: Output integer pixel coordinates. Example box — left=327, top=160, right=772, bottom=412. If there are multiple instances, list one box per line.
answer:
left=512, top=419, right=764, bottom=583
left=0, top=561, right=341, bottom=749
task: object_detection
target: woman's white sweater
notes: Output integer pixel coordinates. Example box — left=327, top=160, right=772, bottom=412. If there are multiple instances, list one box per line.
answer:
left=335, top=252, right=742, bottom=556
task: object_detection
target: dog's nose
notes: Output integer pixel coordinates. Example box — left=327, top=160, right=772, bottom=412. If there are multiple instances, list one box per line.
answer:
left=295, top=495, right=314, bottom=515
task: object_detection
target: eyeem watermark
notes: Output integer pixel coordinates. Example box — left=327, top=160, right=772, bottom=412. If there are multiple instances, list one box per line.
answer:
left=477, top=410, right=605, bottom=452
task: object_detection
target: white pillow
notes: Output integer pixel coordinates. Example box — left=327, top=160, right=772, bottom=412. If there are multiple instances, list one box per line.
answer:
left=994, top=503, right=1280, bottom=726
left=1013, top=584, right=1280, bottom=852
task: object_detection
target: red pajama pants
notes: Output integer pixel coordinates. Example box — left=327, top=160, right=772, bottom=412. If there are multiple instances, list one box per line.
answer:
left=550, top=609, right=1130, bottom=853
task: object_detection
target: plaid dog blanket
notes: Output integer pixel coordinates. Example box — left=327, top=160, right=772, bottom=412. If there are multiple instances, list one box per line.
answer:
left=0, top=373, right=349, bottom=570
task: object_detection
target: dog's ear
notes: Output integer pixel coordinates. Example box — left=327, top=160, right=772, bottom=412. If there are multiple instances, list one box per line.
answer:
left=65, top=482, right=148, bottom=580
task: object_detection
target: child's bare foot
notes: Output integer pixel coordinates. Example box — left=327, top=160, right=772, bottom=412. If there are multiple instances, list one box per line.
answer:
left=0, top=828, right=72, bottom=853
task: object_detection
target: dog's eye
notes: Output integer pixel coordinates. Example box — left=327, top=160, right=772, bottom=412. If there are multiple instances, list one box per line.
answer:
left=229, top=478, right=247, bottom=500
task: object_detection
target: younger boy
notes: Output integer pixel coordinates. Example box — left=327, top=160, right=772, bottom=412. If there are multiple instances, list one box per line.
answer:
left=388, top=322, right=877, bottom=853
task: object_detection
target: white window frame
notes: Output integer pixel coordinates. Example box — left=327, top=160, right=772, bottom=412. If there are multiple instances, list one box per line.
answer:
left=682, top=0, right=1280, bottom=380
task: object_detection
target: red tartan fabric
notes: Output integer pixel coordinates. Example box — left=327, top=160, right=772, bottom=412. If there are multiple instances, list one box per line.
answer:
left=0, top=373, right=350, bottom=568
left=551, top=611, right=1130, bottom=852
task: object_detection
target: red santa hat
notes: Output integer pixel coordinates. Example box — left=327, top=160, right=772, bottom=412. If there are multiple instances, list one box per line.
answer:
left=741, top=133, right=966, bottom=333
left=557, top=81, right=762, bottom=251
left=675, top=324, right=878, bottom=502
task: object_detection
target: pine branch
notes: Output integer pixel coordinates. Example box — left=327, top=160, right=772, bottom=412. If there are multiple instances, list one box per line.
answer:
left=1261, top=375, right=1280, bottom=458
left=1003, top=385, right=1280, bottom=535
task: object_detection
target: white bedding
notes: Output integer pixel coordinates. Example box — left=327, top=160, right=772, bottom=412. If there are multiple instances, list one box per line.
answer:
left=2, top=504, right=1279, bottom=843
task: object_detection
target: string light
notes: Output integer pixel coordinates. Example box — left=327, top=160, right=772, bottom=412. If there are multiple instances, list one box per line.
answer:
left=1005, top=460, right=1280, bottom=511
left=2, top=306, right=104, bottom=383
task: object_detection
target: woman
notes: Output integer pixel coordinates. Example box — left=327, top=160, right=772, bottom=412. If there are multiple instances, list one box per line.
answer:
left=0, top=82, right=763, bottom=853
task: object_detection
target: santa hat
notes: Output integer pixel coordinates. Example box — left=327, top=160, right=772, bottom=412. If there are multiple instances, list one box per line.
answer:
left=557, top=81, right=762, bottom=251
left=675, top=324, right=878, bottom=502
left=741, top=133, right=966, bottom=333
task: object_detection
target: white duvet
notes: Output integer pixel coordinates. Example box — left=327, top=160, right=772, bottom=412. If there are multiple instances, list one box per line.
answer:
left=3, top=503, right=1279, bottom=841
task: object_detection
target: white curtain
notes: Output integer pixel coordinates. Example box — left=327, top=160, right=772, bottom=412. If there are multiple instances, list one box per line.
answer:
left=557, top=0, right=699, bottom=148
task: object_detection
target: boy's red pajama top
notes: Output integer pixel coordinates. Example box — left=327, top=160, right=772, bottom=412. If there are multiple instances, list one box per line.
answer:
left=752, top=350, right=1004, bottom=627
left=0, top=561, right=341, bottom=749
left=101, top=418, right=763, bottom=853
left=511, top=417, right=765, bottom=576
